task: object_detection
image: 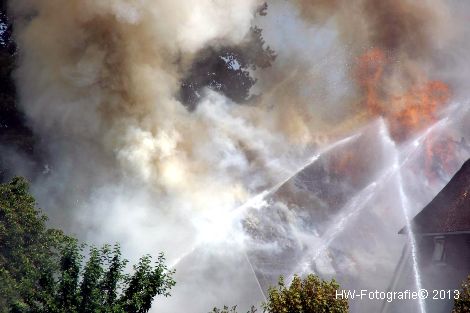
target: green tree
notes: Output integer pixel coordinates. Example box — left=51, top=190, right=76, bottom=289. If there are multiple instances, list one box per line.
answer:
left=210, top=305, right=257, bottom=313
left=0, top=178, right=175, bottom=313
left=0, top=1, right=39, bottom=182
left=453, top=275, right=470, bottom=313
left=211, top=274, right=348, bottom=313
left=0, top=177, right=67, bottom=312
left=263, top=274, right=348, bottom=313
left=179, top=2, right=276, bottom=111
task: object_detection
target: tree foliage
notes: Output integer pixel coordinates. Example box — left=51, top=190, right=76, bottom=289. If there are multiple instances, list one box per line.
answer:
left=0, top=0, right=19, bottom=125
left=0, top=177, right=67, bottom=312
left=211, top=274, right=348, bottom=313
left=210, top=305, right=257, bottom=313
left=0, top=0, right=15, bottom=54
left=453, top=275, right=470, bottom=313
left=180, top=3, right=276, bottom=110
left=0, top=0, right=36, bottom=174
left=0, top=178, right=175, bottom=313
left=263, top=275, right=348, bottom=313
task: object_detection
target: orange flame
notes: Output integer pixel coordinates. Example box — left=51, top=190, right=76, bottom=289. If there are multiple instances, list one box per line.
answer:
left=424, top=136, right=458, bottom=183
left=355, top=48, right=386, bottom=115
left=355, top=48, right=450, bottom=142
left=354, top=48, right=453, bottom=183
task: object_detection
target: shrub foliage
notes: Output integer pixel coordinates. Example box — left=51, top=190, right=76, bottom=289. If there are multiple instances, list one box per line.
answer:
left=211, top=274, right=348, bottom=313
left=453, top=275, right=470, bottom=313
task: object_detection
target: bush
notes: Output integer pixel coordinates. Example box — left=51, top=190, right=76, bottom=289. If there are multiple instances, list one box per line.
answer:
left=211, top=274, right=348, bottom=313
left=453, top=275, right=470, bottom=313
left=263, top=274, right=348, bottom=313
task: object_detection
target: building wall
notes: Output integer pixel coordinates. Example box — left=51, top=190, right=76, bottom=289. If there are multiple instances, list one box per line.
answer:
left=418, top=234, right=470, bottom=313
left=382, top=234, right=470, bottom=313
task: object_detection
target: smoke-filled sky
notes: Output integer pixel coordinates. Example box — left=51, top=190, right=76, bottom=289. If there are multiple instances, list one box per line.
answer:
left=6, top=0, right=470, bottom=312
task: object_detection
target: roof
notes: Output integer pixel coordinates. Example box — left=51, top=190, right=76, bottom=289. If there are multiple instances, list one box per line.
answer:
left=400, top=159, right=470, bottom=235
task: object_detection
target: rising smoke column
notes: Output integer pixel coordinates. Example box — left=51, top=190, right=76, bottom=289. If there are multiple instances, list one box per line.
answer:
left=7, top=0, right=469, bottom=312
left=9, top=0, right=316, bottom=311
left=258, top=0, right=453, bottom=143
left=12, top=0, right=264, bottom=184
left=256, top=0, right=459, bottom=181
left=10, top=0, right=321, bottom=220
left=10, top=0, right=288, bottom=228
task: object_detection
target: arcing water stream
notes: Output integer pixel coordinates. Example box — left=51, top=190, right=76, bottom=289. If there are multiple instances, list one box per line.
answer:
left=167, top=101, right=468, bottom=312
left=5, top=1, right=470, bottom=312
left=283, top=119, right=438, bottom=313
left=170, top=131, right=361, bottom=268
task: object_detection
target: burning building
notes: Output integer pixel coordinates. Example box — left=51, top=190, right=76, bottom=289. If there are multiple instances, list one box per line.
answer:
left=1, top=0, right=470, bottom=312
left=383, top=159, right=470, bottom=313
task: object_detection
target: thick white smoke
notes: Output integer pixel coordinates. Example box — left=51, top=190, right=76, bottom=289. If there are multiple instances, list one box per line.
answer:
left=7, top=0, right=470, bottom=312
left=9, top=0, right=314, bottom=311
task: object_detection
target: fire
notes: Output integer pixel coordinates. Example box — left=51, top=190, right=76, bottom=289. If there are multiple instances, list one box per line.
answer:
left=355, top=48, right=451, bottom=141
left=355, top=48, right=386, bottom=116
left=389, top=81, right=450, bottom=141
left=354, top=48, right=453, bottom=182
left=424, top=136, right=458, bottom=183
